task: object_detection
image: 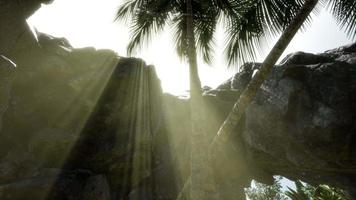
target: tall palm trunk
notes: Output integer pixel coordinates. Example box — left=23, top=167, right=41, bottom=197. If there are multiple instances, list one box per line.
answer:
left=186, top=0, right=217, bottom=199
left=186, top=0, right=201, bottom=95
left=211, top=0, right=319, bottom=148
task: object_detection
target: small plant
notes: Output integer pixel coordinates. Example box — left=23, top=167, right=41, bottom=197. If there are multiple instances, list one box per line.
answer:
left=245, top=177, right=288, bottom=200
left=286, top=181, right=348, bottom=200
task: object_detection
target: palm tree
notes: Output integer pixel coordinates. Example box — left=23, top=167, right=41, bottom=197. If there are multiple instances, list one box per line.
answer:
left=212, top=0, right=356, bottom=153
left=116, top=1, right=221, bottom=199
left=211, top=0, right=319, bottom=149
left=116, top=0, right=312, bottom=199
left=209, top=0, right=355, bottom=197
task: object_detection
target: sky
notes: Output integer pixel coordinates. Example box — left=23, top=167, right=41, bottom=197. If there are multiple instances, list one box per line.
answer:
left=27, top=0, right=353, bottom=95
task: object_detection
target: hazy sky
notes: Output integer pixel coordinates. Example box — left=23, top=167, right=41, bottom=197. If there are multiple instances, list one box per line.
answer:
left=28, top=0, right=353, bottom=95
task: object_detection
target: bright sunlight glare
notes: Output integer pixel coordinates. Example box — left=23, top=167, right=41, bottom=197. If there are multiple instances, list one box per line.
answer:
left=28, top=0, right=352, bottom=95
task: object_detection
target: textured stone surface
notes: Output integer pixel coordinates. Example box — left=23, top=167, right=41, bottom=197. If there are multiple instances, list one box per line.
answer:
left=203, top=43, right=356, bottom=197
left=0, top=56, right=15, bottom=132
left=0, top=0, right=52, bottom=54
left=0, top=170, right=109, bottom=200
left=0, top=29, right=173, bottom=199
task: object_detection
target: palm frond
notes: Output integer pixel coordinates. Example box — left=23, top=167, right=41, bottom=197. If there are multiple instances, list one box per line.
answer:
left=118, top=0, right=173, bottom=55
left=194, top=2, right=219, bottom=64
left=171, top=13, right=189, bottom=60
left=285, top=181, right=310, bottom=200
left=214, top=0, right=254, bottom=17
left=223, top=6, right=265, bottom=67
left=314, top=185, right=347, bottom=200
left=222, top=0, right=322, bottom=67
left=285, top=187, right=310, bottom=200
left=329, top=0, right=356, bottom=39
left=115, top=0, right=142, bottom=22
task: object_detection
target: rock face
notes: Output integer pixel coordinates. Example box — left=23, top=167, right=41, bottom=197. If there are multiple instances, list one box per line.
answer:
left=0, top=0, right=53, bottom=54
left=0, top=2, right=175, bottom=199
left=1, top=1, right=356, bottom=199
left=0, top=30, right=172, bottom=199
left=204, top=45, right=356, bottom=197
left=0, top=56, right=15, bottom=132
left=250, top=48, right=356, bottom=193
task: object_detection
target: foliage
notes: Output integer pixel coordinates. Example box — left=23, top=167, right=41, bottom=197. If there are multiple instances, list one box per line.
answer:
left=285, top=180, right=348, bottom=200
left=115, top=0, right=307, bottom=66
left=245, top=177, right=288, bottom=200
left=246, top=179, right=348, bottom=200
left=116, top=0, right=356, bottom=67
left=328, top=0, right=356, bottom=39
left=285, top=181, right=314, bottom=200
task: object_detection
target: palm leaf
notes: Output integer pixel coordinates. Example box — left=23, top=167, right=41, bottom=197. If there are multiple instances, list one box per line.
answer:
left=194, top=1, right=219, bottom=64
left=329, top=0, right=356, bottom=39
left=115, top=0, right=137, bottom=22
left=222, top=0, right=321, bottom=67
left=171, top=13, right=189, bottom=60
left=314, top=185, right=347, bottom=200
left=285, top=187, right=310, bottom=200
left=117, top=0, right=173, bottom=55
left=223, top=6, right=265, bottom=66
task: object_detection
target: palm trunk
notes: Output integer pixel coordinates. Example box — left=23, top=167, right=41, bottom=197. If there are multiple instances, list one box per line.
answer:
left=186, top=0, right=201, bottom=95
left=211, top=0, right=319, bottom=148
left=185, top=0, right=217, bottom=199
left=178, top=0, right=318, bottom=199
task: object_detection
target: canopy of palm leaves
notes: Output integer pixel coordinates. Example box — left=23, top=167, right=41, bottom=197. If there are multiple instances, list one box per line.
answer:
left=329, top=0, right=356, bottom=39
left=116, top=0, right=355, bottom=67
left=115, top=0, right=311, bottom=66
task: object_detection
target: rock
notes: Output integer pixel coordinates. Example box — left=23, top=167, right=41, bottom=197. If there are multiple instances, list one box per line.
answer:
left=28, top=128, right=77, bottom=168
left=0, top=177, right=55, bottom=200
left=0, top=1, right=42, bottom=55
left=0, top=170, right=108, bottom=200
left=82, top=175, right=111, bottom=200
left=0, top=27, right=166, bottom=197
left=0, top=56, right=15, bottom=135
left=205, top=43, right=356, bottom=196
left=280, top=51, right=332, bottom=65
left=0, top=150, right=38, bottom=183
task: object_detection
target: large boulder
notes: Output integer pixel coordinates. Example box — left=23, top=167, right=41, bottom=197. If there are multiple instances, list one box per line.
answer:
left=0, top=29, right=171, bottom=199
left=204, top=43, right=356, bottom=197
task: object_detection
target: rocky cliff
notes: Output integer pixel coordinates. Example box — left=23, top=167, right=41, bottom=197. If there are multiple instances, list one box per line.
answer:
left=204, top=45, right=356, bottom=198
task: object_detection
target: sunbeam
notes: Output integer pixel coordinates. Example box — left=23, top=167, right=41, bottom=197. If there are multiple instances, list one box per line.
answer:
left=1, top=0, right=355, bottom=199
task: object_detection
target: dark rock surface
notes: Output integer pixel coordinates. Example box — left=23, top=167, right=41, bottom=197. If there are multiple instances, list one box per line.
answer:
left=0, top=29, right=173, bottom=199
left=204, top=44, right=356, bottom=198
left=0, top=0, right=52, bottom=54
